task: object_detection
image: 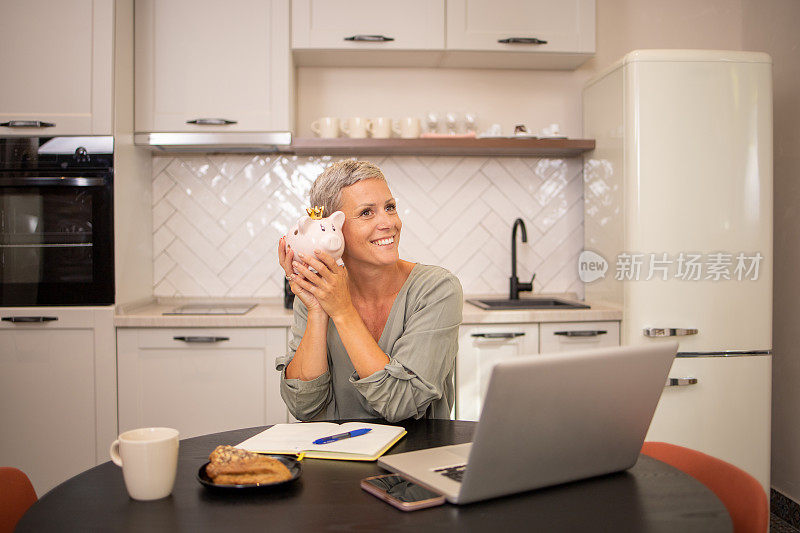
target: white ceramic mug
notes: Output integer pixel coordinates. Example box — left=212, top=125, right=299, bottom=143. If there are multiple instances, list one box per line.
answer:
left=392, top=117, right=421, bottom=139
left=368, top=117, right=393, bottom=138
left=310, top=117, right=340, bottom=138
left=110, top=427, right=179, bottom=501
left=341, top=117, right=370, bottom=139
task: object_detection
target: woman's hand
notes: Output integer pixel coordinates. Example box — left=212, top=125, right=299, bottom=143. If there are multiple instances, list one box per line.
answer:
left=291, top=250, right=354, bottom=320
left=278, top=237, right=325, bottom=316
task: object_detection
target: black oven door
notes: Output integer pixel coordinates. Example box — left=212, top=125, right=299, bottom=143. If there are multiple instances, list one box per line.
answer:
left=0, top=176, right=114, bottom=306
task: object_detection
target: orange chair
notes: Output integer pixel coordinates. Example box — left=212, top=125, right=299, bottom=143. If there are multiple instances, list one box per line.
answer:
left=641, top=442, right=767, bottom=533
left=0, top=467, right=38, bottom=533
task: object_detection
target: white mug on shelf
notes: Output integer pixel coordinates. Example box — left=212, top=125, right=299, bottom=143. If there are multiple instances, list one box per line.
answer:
left=392, top=117, right=421, bottom=139
left=368, top=117, right=393, bottom=139
left=110, top=427, right=179, bottom=501
left=341, top=117, right=370, bottom=139
left=310, top=117, right=340, bottom=138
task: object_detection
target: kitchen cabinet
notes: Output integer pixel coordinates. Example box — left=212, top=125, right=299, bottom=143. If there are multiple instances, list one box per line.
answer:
left=645, top=355, right=772, bottom=492
left=0, top=0, right=113, bottom=135
left=292, top=0, right=444, bottom=52
left=134, top=0, right=292, bottom=133
left=0, top=307, right=116, bottom=496
left=290, top=0, right=594, bottom=69
left=442, top=0, right=595, bottom=69
left=539, top=321, right=620, bottom=354
left=456, top=323, right=539, bottom=421
left=117, top=327, right=289, bottom=440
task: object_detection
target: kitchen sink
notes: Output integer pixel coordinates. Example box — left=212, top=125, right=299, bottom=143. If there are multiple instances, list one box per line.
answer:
left=467, top=297, right=590, bottom=310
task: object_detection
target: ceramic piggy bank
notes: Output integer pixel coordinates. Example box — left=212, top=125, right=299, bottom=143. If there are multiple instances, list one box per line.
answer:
left=285, top=206, right=345, bottom=262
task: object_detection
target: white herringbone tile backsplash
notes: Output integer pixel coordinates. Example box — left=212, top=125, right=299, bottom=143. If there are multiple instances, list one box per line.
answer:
left=151, top=154, right=584, bottom=299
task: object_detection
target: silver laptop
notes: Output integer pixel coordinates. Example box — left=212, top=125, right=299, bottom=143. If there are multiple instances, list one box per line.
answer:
left=378, top=343, right=678, bottom=504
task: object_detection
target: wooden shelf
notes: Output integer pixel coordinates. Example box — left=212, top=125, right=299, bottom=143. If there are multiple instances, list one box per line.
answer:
left=287, top=137, right=595, bottom=157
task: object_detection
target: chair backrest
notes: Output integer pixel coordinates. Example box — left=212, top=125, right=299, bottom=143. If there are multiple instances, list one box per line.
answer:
left=641, top=442, right=767, bottom=533
left=0, top=467, right=38, bottom=533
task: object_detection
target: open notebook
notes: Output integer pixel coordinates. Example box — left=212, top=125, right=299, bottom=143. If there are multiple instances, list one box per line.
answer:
left=236, top=422, right=406, bottom=461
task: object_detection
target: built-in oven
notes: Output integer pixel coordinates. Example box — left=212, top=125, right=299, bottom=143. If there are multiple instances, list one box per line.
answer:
left=0, top=136, right=114, bottom=306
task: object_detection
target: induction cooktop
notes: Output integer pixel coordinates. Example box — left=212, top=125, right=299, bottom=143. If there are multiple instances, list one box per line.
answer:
left=163, top=303, right=257, bottom=315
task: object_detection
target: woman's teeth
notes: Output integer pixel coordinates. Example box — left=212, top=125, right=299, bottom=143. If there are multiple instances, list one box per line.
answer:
left=371, top=237, right=394, bottom=246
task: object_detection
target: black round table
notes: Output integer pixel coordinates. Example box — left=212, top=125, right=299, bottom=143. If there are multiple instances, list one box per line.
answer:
left=17, top=419, right=732, bottom=532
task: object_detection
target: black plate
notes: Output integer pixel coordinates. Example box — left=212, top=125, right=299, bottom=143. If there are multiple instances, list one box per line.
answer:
left=197, top=455, right=301, bottom=490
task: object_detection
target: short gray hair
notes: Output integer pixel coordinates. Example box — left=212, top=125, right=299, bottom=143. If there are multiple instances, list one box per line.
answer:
left=309, top=160, right=387, bottom=216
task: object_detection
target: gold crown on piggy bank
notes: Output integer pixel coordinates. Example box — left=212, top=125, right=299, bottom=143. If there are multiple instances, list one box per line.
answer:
left=306, top=205, right=325, bottom=219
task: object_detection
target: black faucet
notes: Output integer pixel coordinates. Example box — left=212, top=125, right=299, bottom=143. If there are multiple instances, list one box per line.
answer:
left=510, top=218, right=535, bottom=300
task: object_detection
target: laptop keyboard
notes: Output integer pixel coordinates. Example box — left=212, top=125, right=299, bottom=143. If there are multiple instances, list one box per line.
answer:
left=434, top=464, right=466, bottom=483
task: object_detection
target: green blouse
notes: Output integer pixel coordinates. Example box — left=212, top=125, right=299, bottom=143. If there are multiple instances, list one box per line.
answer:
left=276, top=264, right=463, bottom=423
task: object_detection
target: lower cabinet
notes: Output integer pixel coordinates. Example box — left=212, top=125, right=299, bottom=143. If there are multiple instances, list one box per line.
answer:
left=117, top=327, right=289, bottom=439
left=456, top=323, right=539, bottom=421
left=0, top=307, right=116, bottom=496
left=455, top=321, right=620, bottom=421
left=645, top=354, right=772, bottom=492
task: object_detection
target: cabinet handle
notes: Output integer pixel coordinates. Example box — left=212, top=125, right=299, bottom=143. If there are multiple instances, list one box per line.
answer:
left=497, top=37, right=548, bottom=45
left=173, top=336, right=230, bottom=343
left=643, top=328, right=698, bottom=337
left=186, top=118, right=238, bottom=125
left=666, top=377, right=698, bottom=387
left=2, top=316, right=58, bottom=323
left=344, top=34, right=395, bottom=42
left=471, top=332, right=525, bottom=339
left=554, top=330, right=607, bottom=337
left=1, top=120, right=56, bottom=128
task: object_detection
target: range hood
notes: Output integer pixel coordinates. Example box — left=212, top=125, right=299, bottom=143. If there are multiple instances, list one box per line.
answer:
left=133, top=132, right=292, bottom=152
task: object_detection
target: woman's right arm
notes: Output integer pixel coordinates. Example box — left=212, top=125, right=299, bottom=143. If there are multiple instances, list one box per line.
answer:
left=277, top=237, right=333, bottom=419
left=278, top=235, right=329, bottom=380
left=284, top=309, right=329, bottom=380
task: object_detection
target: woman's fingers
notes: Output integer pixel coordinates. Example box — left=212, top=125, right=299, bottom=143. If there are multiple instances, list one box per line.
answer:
left=313, top=250, right=339, bottom=272
left=292, top=260, right=323, bottom=285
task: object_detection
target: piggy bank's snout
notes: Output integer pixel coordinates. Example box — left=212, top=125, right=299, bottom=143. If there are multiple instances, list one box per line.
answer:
left=322, top=234, right=343, bottom=251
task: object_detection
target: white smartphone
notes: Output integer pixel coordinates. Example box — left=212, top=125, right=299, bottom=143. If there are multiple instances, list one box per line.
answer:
left=361, top=474, right=446, bottom=511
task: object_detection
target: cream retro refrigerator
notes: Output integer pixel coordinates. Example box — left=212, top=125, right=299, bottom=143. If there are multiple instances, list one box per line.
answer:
left=583, top=50, right=772, bottom=491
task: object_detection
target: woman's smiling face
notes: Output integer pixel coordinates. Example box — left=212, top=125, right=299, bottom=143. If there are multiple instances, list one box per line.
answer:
left=338, top=178, right=401, bottom=268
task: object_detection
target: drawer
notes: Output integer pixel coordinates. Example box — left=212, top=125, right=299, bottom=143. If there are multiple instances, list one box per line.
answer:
left=130, top=328, right=270, bottom=349
left=539, top=321, right=620, bottom=354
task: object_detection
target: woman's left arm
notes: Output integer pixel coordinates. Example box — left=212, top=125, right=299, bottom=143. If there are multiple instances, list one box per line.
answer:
left=290, top=252, right=392, bottom=378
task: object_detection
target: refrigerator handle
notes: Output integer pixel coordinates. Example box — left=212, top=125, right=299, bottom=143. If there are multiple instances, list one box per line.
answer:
left=643, top=327, right=698, bottom=337
left=666, top=377, right=699, bottom=387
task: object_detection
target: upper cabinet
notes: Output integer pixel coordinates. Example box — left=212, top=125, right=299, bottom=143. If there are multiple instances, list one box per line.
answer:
left=135, top=0, right=292, bottom=133
left=290, top=0, right=594, bottom=69
left=0, top=0, right=113, bottom=135
left=292, top=0, right=444, bottom=50
left=443, top=0, right=595, bottom=69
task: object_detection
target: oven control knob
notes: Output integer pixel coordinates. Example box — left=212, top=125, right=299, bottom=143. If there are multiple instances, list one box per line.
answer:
left=74, top=146, right=89, bottom=163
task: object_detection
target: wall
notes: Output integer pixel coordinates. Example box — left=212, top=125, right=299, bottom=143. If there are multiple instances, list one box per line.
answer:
left=741, top=0, right=800, bottom=503
left=151, top=154, right=583, bottom=298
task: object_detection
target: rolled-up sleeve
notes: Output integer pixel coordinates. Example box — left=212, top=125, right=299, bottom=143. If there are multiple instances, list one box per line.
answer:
left=350, top=273, right=462, bottom=422
left=275, top=299, right=333, bottom=420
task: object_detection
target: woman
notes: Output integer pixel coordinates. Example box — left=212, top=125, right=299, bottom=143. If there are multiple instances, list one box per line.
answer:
left=276, top=160, right=462, bottom=423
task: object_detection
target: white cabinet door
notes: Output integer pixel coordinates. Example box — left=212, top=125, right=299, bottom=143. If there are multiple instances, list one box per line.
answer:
left=443, top=0, right=595, bottom=69
left=539, top=321, right=620, bottom=354
left=292, top=0, right=444, bottom=50
left=135, top=0, right=291, bottom=132
left=456, top=323, right=539, bottom=421
left=0, top=307, right=116, bottom=496
left=0, top=0, right=113, bottom=135
left=645, top=355, right=771, bottom=492
left=117, top=328, right=288, bottom=440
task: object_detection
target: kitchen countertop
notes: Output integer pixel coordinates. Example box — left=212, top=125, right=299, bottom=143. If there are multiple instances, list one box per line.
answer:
left=114, top=295, right=621, bottom=328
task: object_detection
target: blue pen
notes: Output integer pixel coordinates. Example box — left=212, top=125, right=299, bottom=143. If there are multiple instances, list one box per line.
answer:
left=313, top=428, right=372, bottom=445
